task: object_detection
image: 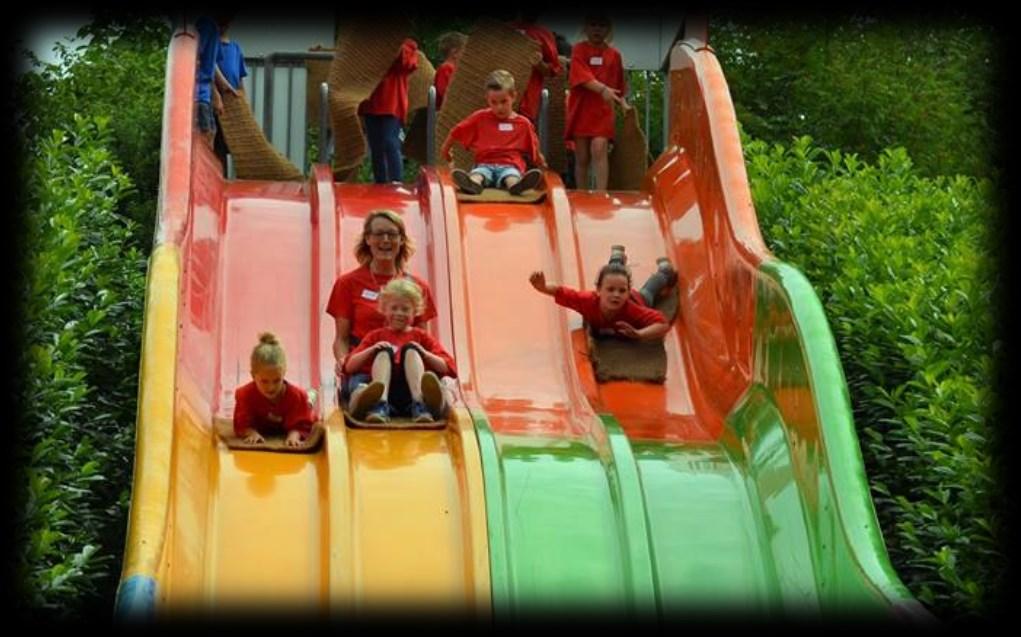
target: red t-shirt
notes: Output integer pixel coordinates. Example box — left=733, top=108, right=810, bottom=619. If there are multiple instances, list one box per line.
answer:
left=359, top=39, right=419, bottom=121
left=448, top=109, right=540, bottom=173
left=345, top=326, right=458, bottom=377
left=233, top=381, right=314, bottom=437
left=565, top=41, right=625, bottom=140
left=327, top=265, right=437, bottom=341
left=553, top=286, right=665, bottom=336
left=434, top=60, right=455, bottom=110
left=511, top=22, right=562, bottom=122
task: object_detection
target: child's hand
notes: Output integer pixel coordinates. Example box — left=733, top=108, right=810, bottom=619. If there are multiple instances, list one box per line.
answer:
left=242, top=429, right=265, bottom=444
left=529, top=271, right=548, bottom=292
left=285, top=430, right=304, bottom=448
left=375, top=341, right=395, bottom=354
left=600, top=86, right=622, bottom=105
left=615, top=322, right=641, bottom=339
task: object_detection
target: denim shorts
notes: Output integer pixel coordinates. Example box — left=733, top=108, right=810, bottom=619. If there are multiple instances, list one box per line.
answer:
left=470, top=163, right=522, bottom=188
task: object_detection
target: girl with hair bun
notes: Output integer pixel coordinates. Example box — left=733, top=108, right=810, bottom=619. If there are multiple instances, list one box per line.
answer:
left=233, top=332, right=316, bottom=447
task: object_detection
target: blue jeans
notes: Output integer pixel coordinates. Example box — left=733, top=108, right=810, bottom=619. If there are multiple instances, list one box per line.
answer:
left=363, top=114, right=403, bottom=183
left=470, top=163, right=522, bottom=188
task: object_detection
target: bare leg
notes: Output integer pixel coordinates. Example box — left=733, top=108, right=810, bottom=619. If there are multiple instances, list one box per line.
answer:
left=470, top=173, right=485, bottom=187
left=502, top=175, right=520, bottom=190
left=574, top=137, right=591, bottom=190
left=370, top=350, right=392, bottom=401
left=403, top=349, right=425, bottom=402
left=591, top=137, right=610, bottom=190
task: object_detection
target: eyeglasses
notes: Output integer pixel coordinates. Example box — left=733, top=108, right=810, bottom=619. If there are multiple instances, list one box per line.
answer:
left=368, top=231, right=401, bottom=241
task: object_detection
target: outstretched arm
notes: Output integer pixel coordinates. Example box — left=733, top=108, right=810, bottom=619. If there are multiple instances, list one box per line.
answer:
left=529, top=271, right=557, bottom=296
left=615, top=320, right=670, bottom=341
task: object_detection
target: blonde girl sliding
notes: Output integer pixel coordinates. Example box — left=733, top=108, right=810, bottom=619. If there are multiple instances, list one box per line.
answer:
left=233, top=333, right=315, bottom=447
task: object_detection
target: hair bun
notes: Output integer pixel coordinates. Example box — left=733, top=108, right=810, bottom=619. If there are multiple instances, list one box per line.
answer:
left=258, top=332, right=279, bottom=346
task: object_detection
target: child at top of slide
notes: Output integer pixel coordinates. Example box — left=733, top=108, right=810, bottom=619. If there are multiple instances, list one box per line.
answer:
left=441, top=69, right=547, bottom=196
left=360, top=38, right=419, bottom=183
left=565, top=13, right=629, bottom=191
left=434, top=31, right=467, bottom=110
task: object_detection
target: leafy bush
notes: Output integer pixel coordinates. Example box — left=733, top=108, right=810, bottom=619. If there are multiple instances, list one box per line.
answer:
left=17, top=114, right=146, bottom=617
left=17, top=16, right=171, bottom=249
left=714, top=16, right=997, bottom=180
left=744, top=134, right=1002, bottom=618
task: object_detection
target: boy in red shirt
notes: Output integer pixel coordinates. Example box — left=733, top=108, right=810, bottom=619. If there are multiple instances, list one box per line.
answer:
left=360, top=38, right=419, bottom=184
left=509, top=13, right=562, bottom=124
left=434, top=31, right=467, bottom=110
left=441, top=69, right=546, bottom=196
left=344, top=278, right=457, bottom=423
left=233, top=332, right=316, bottom=446
left=529, top=246, right=678, bottom=341
left=565, top=14, right=629, bottom=191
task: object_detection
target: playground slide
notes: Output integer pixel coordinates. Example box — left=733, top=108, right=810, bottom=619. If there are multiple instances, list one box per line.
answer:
left=117, top=26, right=930, bottom=620
left=116, top=29, right=488, bottom=616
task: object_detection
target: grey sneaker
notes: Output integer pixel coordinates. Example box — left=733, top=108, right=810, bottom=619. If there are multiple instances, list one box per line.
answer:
left=350, top=381, right=385, bottom=420
left=420, top=371, right=445, bottom=419
left=453, top=169, right=484, bottom=194
left=364, top=401, right=391, bottom=424
left=657, top=257, right=678, bottom=287
left=609, top=244, right=628, bottom=266
left=508, top=168, right=543, bottom=195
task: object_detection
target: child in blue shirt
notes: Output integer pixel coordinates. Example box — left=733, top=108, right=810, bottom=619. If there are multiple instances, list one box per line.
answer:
left=213, top=17, right=247, bottom=172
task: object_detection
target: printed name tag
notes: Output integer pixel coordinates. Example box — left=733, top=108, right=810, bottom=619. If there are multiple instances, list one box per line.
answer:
left=590, top=56, right=604, bottom=66
left=361, top=288, right=379, bottom=301
left=498, top=122, right=514, bottom=132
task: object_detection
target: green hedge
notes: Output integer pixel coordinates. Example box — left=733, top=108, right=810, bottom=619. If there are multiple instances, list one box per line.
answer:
left=17, top=17, right=170, bottom=250
left=744, top=134, right=1002, bottom=618
left=17, top=115, right=146, bottom=617
left=714, top=17, right=996, bottom=180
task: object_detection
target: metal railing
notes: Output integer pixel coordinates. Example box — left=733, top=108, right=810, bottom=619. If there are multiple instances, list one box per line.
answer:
left=243, top=51, right=334, bottom=170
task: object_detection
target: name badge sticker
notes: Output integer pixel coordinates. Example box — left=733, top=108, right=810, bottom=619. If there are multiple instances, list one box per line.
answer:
left=361, top=288, right=379, bottom=301
left=498, top=122, right=514, bottom=132
left=590, top=56, right=604, bottom=66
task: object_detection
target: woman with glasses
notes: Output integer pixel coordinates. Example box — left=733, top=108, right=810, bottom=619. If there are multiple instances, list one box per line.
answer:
left=327, top=210, right=439, bottom=404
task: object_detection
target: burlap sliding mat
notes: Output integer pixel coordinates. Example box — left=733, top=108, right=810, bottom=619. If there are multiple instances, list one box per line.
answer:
left=219, top=90, right=304, bottom=181
left=455, top=187, right=545, bottom=203
left=607, top=106, right=649, bottom=191
left=406, top=51, right=436, bottom=122
left=215, top=418, right=325, bottom=453
left=328, top=20, right=412, bottom=181
left=344, top=409, right=446, bottom=430
left=588, top=289, right=679, bottom=383
left=402, top=51, right=436, bottom=163
left=305, top=49, right=334, bottom=134
left=542, top=57, right=568, bottom=173
left=436, top=19, right=540, bottom=171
